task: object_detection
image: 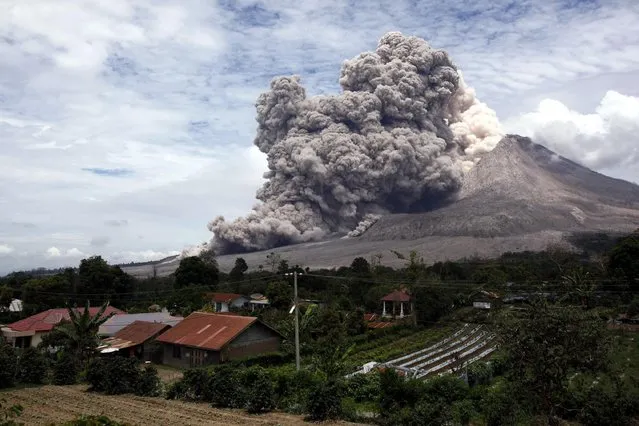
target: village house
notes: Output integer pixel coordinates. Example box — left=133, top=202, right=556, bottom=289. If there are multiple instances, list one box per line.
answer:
left=156, top=312, right=283, bottom=368
left=206, top=293, right=249, bottom=312
left=98, top=311, right=183, bottom=337
left=247, top=293, right=270, bottom=311
left=381, top=289, right=413, bottom=319
left=98, top=320, right=172, bottom=361
left=1, top=306, right=124, bottom=348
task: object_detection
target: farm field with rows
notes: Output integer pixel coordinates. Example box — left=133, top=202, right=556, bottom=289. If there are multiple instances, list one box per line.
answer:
left=0, top=385, right=361, bottom=426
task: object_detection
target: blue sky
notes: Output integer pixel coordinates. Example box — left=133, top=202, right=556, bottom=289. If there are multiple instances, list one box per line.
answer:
left=1, top=0, right=639, bottom=273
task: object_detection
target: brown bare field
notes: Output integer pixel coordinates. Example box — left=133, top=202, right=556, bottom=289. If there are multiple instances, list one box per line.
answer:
left=1, top=385, right=361, bottom=426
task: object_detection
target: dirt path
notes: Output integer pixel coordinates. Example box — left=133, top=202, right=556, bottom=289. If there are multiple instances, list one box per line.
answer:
left=1, top=385, right=360, bottom=425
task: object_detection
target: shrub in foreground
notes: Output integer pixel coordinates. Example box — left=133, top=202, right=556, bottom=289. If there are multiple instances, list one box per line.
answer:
left=53, top=351, right=79, bottom=385
left=16, top=347, right=48, bottom=384
left=209, top=365, right=245, bottom=408
left=135, top=365, right=161, bottom=397
left=0, top=344, right=17, bottom=388
left=306, top=379, right=343, bottom=421
left=245, top=367, right=275, bottom=414
left=86, top=357, right=161, bottom=396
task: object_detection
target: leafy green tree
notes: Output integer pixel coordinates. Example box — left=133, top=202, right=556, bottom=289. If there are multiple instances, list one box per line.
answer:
left=199, top=246, right=218, bottom=268
left=0, top=343, right=17, bottom=389
left=78, top=256, right=114, bottom=294
left=608, top=230, right=639, bottom=290
left=265, top=281, right=292, bottom=310
left=87, top=357, right=140, bottom=395
left=350, top=257, right=371, bottom=276
left=16, top=347, right=47, bottom=384
left=495, top=296, right=611, bottom=422
left=229, top=258, right=248, bottom=282
left=277, top=260, right=290, bottom=274
left=21, top=275, right=72, bottom=313
left=174, top=256, right=218, bottom=289
left=0, top=286, right=12, bottom=310
left=345, top=308, right=366, bottom=336
left=412, top=284, right=453, bottom=324
left=57, top=301, right=116, bottom=364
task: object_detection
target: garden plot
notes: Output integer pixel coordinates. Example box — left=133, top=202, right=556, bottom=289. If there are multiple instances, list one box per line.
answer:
left=372, top=324, right=497, bottom=379
left=0, top=385, right=360, bottom=426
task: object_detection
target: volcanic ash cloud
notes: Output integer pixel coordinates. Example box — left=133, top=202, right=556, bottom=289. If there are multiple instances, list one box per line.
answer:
left=209, top=32, right=503, bottom=254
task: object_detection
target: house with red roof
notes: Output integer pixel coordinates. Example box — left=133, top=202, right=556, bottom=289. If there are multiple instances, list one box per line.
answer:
left=156, top=312, right=282, bottom=368
left=205, top=292, right=249, bottom=312
left=1, top=306, right=124, bottom=348
left=381, top=289, right=413, bottom=319
left=98, top=320, right=172, bottom=361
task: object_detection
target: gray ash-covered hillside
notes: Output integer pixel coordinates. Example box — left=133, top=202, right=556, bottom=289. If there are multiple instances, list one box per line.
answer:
left=359, top=134, right=639, bottom=242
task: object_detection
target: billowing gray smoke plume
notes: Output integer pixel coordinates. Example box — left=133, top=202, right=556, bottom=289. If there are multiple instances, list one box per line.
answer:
left=209, top=32, right=503, bottom=254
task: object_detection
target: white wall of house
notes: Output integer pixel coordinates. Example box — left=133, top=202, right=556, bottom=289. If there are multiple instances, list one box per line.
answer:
left=215, top=297, right=249, bottom=312
left=215, top=302, right=230, bottom=312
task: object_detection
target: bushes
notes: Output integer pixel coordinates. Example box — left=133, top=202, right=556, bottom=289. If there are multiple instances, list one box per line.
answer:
left=563, top=373, right=639, bottom=426
left=209, top=365, right=245, bottom=408
left=176, top=369, right=212, bottom=401
left=16, top=347, right=47, bottom=384
left=53, top=351, right=79, bottom=385
left=0, top=344, right=17, bottom=389
left=345, top=372, right=380, bottom=402
left=86, top=357, right=160, bottom=396
left=136, top=366, right=161, bottom=397
left=306, top=380, right=343, bottom=421
left=245, top=367, right=275, bottom=414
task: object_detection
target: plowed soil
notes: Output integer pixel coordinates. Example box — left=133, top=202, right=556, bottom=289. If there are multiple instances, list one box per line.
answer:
left=1, top=385, right=358, bottom=425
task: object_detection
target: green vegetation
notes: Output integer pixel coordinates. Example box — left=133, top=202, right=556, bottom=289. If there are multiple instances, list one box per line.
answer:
left=86, top=357, right=160, bottom=397
left=0, top=229, right=638, bottom=424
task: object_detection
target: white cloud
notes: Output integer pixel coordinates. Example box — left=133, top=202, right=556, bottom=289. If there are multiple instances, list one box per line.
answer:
left=45, top=246, right=85, bottom=258
left=46, top=247, right=61, bottom=258
left=1, top=0, right=639, bottom=274
left=0, top=245, right=15, bottom=255
left=505, top=91, right=639, bottom=171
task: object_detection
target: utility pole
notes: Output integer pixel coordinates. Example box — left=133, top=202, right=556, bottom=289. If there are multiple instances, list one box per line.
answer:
left=285, top=270, right=302, bottom=371
left=294, top=270, right=300, bottom=371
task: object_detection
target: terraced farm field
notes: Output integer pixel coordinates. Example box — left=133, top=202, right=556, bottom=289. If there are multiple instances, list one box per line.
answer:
left=348, top=323, right=497, bottom=379
left=0, top=385, right=360, bottom=426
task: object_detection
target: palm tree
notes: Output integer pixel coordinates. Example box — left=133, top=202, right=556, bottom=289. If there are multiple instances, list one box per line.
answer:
left=58, top=300, right=116, bottom=364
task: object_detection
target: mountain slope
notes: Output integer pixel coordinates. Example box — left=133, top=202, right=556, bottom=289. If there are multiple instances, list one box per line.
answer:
left=360, top=135, right=639, bottom=241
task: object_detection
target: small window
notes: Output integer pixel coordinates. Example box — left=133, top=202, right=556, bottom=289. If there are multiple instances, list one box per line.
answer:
left=15, top=336, right=32, bottom=349
left=172, top=344, right=181, bottom=359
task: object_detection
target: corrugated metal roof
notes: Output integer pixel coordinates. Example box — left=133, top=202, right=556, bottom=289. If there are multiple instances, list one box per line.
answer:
left=156, top=312, right=257, bottom=351
left=8, top=306, right=125, bottom=333
left=99, top=321, right=171, bottom=351
left=98, top=312, right=183, bottom=336
left=364, top=313, right=378, bottom=322
left=206, top=293, right=246, bottom=303
left=368, top=321, right=395, bottom=329
left=381, top=290, right=411, bottom=302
